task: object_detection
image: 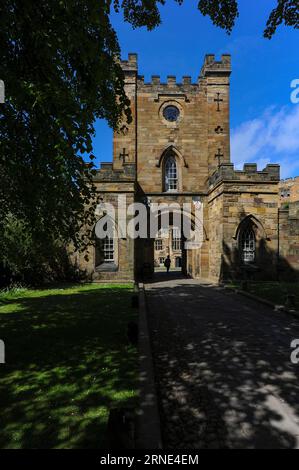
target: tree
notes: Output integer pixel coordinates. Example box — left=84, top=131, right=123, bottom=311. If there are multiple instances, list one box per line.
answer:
left=0, top=1, right=298, bottom=282
left=0, top=1, right=132, bottom=257
left=114, top=1, right=298, bottom=37
left=264, top=0, right=299, bottom=39
left=0, top=214, right=76, bottom=286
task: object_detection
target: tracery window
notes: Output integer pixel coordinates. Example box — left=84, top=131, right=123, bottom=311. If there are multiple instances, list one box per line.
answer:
left=165, top=156, right=178, bottom=191
left=241, top=227, right=256, bottom=263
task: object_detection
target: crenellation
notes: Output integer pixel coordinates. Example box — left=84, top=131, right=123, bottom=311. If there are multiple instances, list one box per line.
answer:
left=182, top=76, right=191, bottom=85
left=167, top=75, right=176, bottom=85
left=137, top=81, right=199, bottom=93
left=205, top=54, right=215, bottom=65
left=200, top=53, right=231, bottom=77
left=95, top=163, right=136, bottom=182
left=151, top=75, right=160, bottom=85
left=128, top=53, right=137, bottom=64
left=137, top=74, right=199, bottom=88
left=209, top=163, right=280, bottom=187
left=221, top=54, right=231, bottom=65
left=120, top=53, right=138, bottom=72
left=100, top=162, right=113, bottom=170
left=243, top=163, right=257, bottom=173
left=264, top=164, right=280, bottom=180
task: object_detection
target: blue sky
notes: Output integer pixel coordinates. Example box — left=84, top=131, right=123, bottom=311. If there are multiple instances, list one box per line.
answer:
left=93, top=0, right=299, bottom=179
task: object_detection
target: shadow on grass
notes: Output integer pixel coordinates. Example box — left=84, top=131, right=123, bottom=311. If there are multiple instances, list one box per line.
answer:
left=0, top=286, right=137, bottom=449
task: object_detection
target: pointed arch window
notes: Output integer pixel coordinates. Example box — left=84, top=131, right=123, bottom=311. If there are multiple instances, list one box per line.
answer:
left=165, top=156, right=178, bottom=191
left=95, top=235, right=115, bottom=266
left=241, top=227, right=256, bottom=263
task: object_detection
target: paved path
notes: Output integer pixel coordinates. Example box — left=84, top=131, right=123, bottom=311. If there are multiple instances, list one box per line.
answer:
left=145, top=273, right=299, bottom=449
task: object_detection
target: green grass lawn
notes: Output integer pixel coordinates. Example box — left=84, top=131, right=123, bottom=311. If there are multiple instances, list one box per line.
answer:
left=226, top=281, right=299, bottom=308
left=0, top=283, right=137, bottom=449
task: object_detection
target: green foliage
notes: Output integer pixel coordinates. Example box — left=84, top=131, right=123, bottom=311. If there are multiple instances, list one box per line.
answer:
left=0, top=1, right=131, bottom=254
left=264, top=0, right=299, bottom=38
left=113, top=1, right=298, bottom=36
left=197, top=0, right=239, bottom=33
left=0, top=283, right=28, bottom=299
left=0, top=214, right=76, bottom=286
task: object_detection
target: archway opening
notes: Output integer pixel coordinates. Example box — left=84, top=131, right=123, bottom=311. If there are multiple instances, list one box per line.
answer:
left=154, top=225, right=183, bottom=274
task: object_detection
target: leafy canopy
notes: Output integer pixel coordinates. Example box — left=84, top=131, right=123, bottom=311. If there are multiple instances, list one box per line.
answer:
left=0, top=1, right=132, bottom=254
left=113, top=1, right=299, bottom=37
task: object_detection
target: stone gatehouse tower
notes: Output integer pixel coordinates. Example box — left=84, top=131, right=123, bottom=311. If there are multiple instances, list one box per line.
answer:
left=74, top=53, right=299, bottom=282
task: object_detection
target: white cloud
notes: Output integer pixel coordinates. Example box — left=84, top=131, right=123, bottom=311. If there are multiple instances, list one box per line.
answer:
left=231, top=105, right=299, bottom=178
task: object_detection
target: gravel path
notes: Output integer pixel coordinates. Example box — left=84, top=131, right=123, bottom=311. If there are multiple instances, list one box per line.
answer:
left=145, top=273, right=299, bottom=449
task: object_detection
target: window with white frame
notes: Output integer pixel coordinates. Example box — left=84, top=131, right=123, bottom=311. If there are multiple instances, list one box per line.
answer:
left=172, top=228, right=182, bottom=251
left=102, top=236, right=114, bottom=262
left=241, top=227, right=256, bottom=263
left=155, top=239, right=163, bottom=251
left=165, top=156, right=178, bottom=191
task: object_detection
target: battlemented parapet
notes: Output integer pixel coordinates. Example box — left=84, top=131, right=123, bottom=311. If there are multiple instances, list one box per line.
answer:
left=200, top=54, right=231, bottom=78
left=94, top=162, right=136, bottom=182
left=135, top=53, right=231, bottom=90
left=135, top=53, right=231, bottom=91
left=120, top=53, right=138, bottom=72
left=137, top=74, right=199, bottom=87
left=209, top=163, right=280, bottom=187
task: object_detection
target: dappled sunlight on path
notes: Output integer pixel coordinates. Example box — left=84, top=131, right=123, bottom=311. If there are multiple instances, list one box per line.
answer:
left=145, top=278, right=299, bottom=449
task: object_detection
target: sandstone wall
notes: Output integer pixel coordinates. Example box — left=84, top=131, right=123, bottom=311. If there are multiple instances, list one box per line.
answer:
left=279, top=204, right=299, bottom=280
left=208, top=163, right=281, bottom=281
